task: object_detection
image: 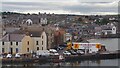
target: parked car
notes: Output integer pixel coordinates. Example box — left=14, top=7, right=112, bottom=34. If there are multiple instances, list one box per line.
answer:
left=15, top=53, right=21, bottom=58
left=49, top=49, right=57, bottom=52
left=76, top=50, right=84, bottom=55
left=68, top=50, right=77, bottom=55
left=36, top=50, right=50, bottom=57
left=6, top=54, right=12, bottom=58
left=63, top=51, right=71, bottom=56
left=58, top=47, right=64, bottom=50
left=49, top=49, right=59, bottom=56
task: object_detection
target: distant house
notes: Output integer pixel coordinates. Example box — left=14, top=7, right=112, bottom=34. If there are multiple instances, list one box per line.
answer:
left=102, top=26, right=117, bottom=35
left=25, top=19, right=33, bottom=25
left=64, top=33, right=72, bottom=42
left=41, top=18, right=47, bottom=25
left=21, top=19, right=33, bottom=26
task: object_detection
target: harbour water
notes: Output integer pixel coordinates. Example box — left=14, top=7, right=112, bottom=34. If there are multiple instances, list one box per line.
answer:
left=88, top=38, right=119, bottom=51
left=2, top=59, right=119, bottom=67
left=87, top=38, right=119, bottom=66
left=1, top=38, right=120, bottom=67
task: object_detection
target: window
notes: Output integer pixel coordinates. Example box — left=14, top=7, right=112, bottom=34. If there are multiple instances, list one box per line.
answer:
left=27, top=41, right=29, bottom=45
left=42, top=47, right=43, bottom=50
left=2, top=42, right=4, bottom=45
left=27, top=48, right=29, bottom=52
left=42, top=41, right=43, bottom=45
left=10, top=42, right=12, bottom=45
left=16, top=42, right=18, bottom=45
left=37, top=47, right=39, bottom=50
left=16, top=48, right=18, bottom=53
left=36, top=41, right=39, bottom=45
left=2, top=48, right=4, bottom=53
left=113, top=28, right=115, bottom=30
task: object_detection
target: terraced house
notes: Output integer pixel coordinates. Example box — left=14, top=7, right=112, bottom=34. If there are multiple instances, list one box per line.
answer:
left=1, top=30, right=47, bottom=54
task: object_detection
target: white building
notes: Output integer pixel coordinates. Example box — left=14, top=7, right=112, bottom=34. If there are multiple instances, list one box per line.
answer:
left=1, top=34, right=24, bottom=54
left=111, top=26, right=116, bottom=34
left=102, top=26, right=117, bottom=35
left=41, top=18, right=47, bottom=25
left=32, top=31, right=47, bottom=52
left=25, top=19, right=33, bottom=25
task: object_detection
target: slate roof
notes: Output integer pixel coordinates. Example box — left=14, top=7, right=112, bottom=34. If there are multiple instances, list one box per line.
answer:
left=2, top=34, right=25, bottom=42
left=12, top=30, right=43, bottom=37
left=28, top=31, right=43, bottom=37
left=2, top=30, right=44, bottom=42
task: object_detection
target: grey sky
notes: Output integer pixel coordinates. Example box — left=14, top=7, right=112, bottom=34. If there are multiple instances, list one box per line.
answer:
left=2, top=0, right=120, bottom=15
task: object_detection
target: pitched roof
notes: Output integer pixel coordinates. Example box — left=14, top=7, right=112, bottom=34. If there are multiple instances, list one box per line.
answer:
left=2, top=34, right=25, bottom=42
left=28, top=31, right=43, bottom=37
left=12, top=30, right=43, bottom=37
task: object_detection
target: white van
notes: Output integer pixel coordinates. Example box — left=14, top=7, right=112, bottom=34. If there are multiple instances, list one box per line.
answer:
left=6, top=54, right=12, bottom=58
left=36, top=50, right=50, bottom=56
left=15, top=53, right=21, bottom=58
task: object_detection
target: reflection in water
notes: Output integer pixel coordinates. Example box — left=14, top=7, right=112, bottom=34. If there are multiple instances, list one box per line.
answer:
left=2, top=59, right=119, bottom=67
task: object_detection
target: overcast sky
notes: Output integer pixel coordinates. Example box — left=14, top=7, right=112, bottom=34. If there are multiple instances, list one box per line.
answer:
left=1, top=0, right=120, bottom=15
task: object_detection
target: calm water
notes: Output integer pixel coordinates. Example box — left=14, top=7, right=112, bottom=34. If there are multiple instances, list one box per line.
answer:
left=88, top=38, right=119, bottom=51
left=1, top=59, right=119, bottom=67
left=1, top=38, right=120, bottom=67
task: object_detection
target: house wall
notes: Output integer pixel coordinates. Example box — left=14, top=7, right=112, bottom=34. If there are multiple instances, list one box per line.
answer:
left=1, top=41, right=22, bottom=54
left=32, top=37, right=41, bottom=52
left=41, top=32, right=47, bottom=50
left=21, top=36, right=34, bottom=54
left=112, top=26, right=116, bottom=34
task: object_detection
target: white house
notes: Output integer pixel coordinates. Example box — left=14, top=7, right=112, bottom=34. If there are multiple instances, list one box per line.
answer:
left=1, top=34, right=24, bottom=54
left=102, top=23, right=117, bottom=35
left=41, top=18, right=47, bottom=25
left=32, top=31, right=47, bottom=52
left=25, top=19, right=33, bottom=25
left=111, top=26, right=116, bottom=34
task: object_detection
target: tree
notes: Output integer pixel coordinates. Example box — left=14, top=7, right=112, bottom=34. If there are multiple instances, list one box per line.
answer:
left=94, top=18, right=108, bottom=25
left=100, top=18, right=108, bottom=25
